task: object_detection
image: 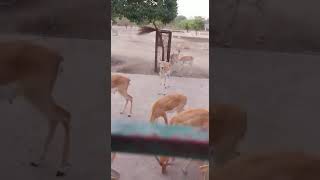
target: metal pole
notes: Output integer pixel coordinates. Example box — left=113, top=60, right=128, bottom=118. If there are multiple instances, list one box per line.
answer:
left=167, top=31, right=172, bottom=63
left=155, top=31, right=159, bottom=73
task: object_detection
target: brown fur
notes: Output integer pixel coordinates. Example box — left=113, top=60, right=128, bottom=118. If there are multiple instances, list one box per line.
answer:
left=149, top=93, right=187, bottom=124
left=213, top=152, right=320, bottom=180
left=158, top=108, right=209, bottom=175
left=211, top=104, right=247, bottom=166
left=0, top=40, right=71, bottom=175
left=111, top=74, right=133, bottom=116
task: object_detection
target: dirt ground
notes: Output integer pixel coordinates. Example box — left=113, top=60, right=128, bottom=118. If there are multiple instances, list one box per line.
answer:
left=111, top=74, right=209, bottom=180
left=111, top=26, right=209, bottom=79
left=111, top=26, right=209, bottom=180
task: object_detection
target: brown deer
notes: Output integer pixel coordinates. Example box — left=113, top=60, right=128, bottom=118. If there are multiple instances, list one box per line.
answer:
left=155, top=108, right=209, bottom=177
left=156, top=104, right=247, bottom=177
left=211, top=104, right=247, bottom=166
left=212, top=152, right=320, bottom=180
left=149, top=93, right=187, bottom=125
left=111, top=74, right=133, bottom=117
left=0, top=40, right=71, bottom=176
left=158, top=60, right=172, bottom=95
left=170, top=48, right=194, bottom=74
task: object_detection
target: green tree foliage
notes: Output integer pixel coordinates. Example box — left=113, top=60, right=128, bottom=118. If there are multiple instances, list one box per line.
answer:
left=114, top=17, right=133, bottom=29
left=178, top=19, right=191, bottom=32
left=174, top=15, right=187, bottom=24
left=111, top=0, right=178, bottom=27
left=189, top=16, right=205, bottom=35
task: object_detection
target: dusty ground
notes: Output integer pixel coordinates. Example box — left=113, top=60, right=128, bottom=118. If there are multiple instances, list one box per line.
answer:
left=111, top=26, right=209, bottom=79
left=111, top=74, right=209, bottom=180
left=111, top=26, right=209, bottom=180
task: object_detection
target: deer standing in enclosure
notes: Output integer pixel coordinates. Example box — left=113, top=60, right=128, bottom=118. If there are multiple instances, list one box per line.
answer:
left=0, top=40, right=71, bottom=176
left=149, top=93, right=187, bottom=125
left=170, top=48, right=194, bottom=75
left=156, top=108, right=209, bottom=180
left=111, top=74, right=133, bottom=117
left=213, top=152, right=320, bottom=180
left=158, top=60, right=172, bottom=95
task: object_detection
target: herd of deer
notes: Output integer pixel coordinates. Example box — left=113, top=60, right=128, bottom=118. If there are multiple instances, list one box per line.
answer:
left=2, top=40, right=320, bottom=179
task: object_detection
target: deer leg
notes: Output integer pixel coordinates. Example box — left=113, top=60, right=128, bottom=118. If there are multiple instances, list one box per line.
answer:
left=30, top=120, right=59, bottom=167
left=118, top=89, right=131, bottom=116
left=165, top=74, right=170, bottom=89
left=181, top=159, right=192, bottom=175
left=163, top=113, right=168, bottom=125
left=128, top=95, right=133, bottom=117
left=111, top=153, right=116, bottom=164
left=120, top=99, right=129, bottom=115
left=56, top=119, right=72, bottom=177
left=23, top=90, right=71, bottom=176
left=189, top=62, right=193, bottom=75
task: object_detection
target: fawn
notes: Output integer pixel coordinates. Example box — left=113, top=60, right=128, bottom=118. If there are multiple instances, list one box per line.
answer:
left=111, top=74, right=133, bottom=117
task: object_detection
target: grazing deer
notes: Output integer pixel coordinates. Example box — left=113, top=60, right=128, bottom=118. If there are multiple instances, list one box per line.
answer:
left=155, top=108, right=209, bottom=176
left=212, top=152, right=320, bottom=180
left=149, top=93, right=187, bottom=125
left=170, top=49, right=194, bottom=75
left=0, top=40, right=71, bottom=176
left=111, top=74, right=133, bottom=117
left=158, top=60, right=171, bottom=95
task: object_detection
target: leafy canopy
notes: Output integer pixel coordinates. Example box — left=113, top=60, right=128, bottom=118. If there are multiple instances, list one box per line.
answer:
left=112, top=0, right=178, bottom=26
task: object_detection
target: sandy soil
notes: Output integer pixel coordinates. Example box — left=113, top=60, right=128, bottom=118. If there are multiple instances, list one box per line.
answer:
left=111, top=74, right=209, bottom=180
left=111, top=26, right=209, bottom=79
left=111, top=26, right=209, bottom=180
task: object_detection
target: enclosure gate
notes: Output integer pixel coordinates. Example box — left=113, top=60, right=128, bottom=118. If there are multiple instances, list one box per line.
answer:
left=154, top=30, right=172, bottom=73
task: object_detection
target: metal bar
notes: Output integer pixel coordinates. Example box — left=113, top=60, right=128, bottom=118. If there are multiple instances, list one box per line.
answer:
left=111, top=120, right=209, bottom=160
left=167, top=31, right=172, bottom=63
left=154, top=31, right=158, bottom=73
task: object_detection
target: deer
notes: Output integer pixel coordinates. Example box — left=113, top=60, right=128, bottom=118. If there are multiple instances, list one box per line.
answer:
left=0, top=40, right=71, bottom=177
left=155, top=108, right=209, bottom=178
left=212, top=152, right=320, bottom=180
left=170, top=48, right=194, bottom=75
left=158, top=60, right=172, bottom=95
left=149, top=93, right=187, bottom=125
left=111, top=74, right=133, bottom=117
left=157, top=104, right=247, bottom=178
left=211, top=104, right=247, bottom=167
